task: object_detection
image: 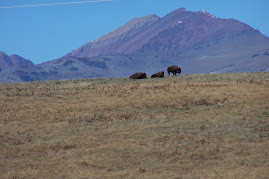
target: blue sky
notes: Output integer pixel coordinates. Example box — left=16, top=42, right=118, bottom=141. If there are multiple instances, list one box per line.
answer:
left=0, top=0, right=268, bottom=64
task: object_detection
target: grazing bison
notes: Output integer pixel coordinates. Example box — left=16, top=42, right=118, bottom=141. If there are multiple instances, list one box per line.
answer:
left=151, top=71, right=164, bottom=78
left=129, top=72, right=147, bottom=79
left=167, top=65, right=181, bottom=76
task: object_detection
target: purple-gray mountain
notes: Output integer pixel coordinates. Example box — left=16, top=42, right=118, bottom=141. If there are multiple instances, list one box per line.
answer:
left=0, top=51, right=34, bottom=72
left=1, top=8, right=269, bottom=83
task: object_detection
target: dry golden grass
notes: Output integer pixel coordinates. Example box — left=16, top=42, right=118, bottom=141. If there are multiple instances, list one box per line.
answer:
left=0, top=73, right=269, bottom=178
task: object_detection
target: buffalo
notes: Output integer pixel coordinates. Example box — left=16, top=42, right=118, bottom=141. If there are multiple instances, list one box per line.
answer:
left=129, top=72, right=147, bottom=79
left=167, top=65, right=181, bottom=76
left=151, top=71, right=164, bottom=78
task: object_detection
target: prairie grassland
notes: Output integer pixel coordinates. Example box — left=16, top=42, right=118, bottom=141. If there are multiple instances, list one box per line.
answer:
left=0, top=73, right=269, bottom=178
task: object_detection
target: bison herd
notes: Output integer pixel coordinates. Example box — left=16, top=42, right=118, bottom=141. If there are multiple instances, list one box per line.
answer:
left=129, top=65, right=181, bottom=79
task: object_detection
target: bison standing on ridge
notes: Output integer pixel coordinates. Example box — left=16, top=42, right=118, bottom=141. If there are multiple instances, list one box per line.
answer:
left=167, top=65, right=181, bottom=76
left=151, top=71, right=164, bottom=78
left=129, top=72, right=147, bottom=79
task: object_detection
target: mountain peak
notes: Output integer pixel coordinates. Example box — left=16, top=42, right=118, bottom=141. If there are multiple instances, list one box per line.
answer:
left=65, top=7, right=266, bottom=58
left=174, top=8, right=187, bottom=12
left=0, top=51, right=7, bottom=56
left=0, top=52, right=34, bottom=72
left=163, top=7, right=189, bottom=19
left=67, top=14, right=160, bottom=57
left=126, top=14, right=160, bottom=24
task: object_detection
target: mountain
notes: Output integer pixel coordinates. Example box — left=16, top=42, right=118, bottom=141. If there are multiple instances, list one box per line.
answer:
left=63, top=8, right=269, bottom=74
left=0, top=51, right=34, bottom=72
left=65, top=14, right=161, bottom=58
left=1, top=8, right=269, bottom=83
left=66, top=8, right=268, bottom=57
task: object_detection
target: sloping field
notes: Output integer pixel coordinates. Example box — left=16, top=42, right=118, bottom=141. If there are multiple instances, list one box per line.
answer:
left=0, top=73, right=269, bottom=178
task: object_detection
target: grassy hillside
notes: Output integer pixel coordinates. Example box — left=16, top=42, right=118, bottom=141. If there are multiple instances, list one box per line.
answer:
left=0, top=73, right=269, bottom=178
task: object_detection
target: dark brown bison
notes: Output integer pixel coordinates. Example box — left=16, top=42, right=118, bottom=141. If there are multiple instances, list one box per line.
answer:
left=167, top=65, right=181, bottom=76
left=151, top=71, right=164, bottom=78
left=129, top=72, right=147, bottom=79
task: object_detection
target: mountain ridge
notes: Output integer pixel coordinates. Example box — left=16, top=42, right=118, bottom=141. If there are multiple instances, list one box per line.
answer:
left=66, top=14, right=161, bottom=58
left=0, top=51, right=34, bottom=72
left=65, top=8, right=265, bottom=57
left=1, top=8, right=269, bottom=83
